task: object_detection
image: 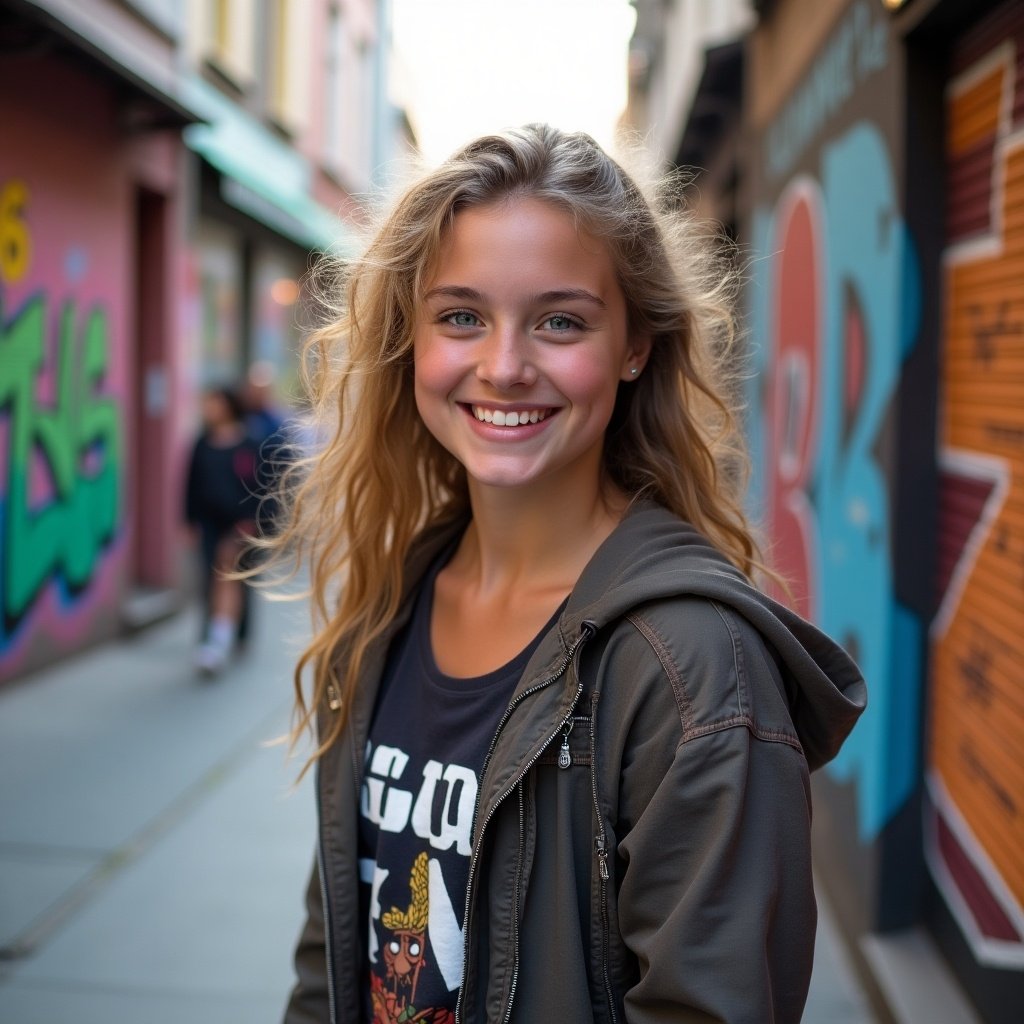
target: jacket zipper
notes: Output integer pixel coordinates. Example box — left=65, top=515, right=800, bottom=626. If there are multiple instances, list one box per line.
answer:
left=501, top=782, right=527, bottom=1024
left=455, top=620, right=596, bottom=1024
left=590, top=689, right=619, bottom=1024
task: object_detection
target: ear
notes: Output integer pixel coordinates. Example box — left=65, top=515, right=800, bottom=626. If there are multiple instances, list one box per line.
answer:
left=619, top=332, right=653, bottom=382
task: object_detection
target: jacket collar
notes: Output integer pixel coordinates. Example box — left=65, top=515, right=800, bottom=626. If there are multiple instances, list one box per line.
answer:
left=351, top=498, right=865, bottom=781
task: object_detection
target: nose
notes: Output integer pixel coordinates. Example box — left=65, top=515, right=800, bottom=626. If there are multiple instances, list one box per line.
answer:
left=475, top=322, right=536, bottom=390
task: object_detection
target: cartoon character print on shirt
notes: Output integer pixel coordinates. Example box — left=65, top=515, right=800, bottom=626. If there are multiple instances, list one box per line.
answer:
left=370, top=853, right=455, bottom=1024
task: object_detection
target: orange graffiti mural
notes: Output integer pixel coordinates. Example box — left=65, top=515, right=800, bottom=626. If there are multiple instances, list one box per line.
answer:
left=930, top=44, right=1024, bottom=966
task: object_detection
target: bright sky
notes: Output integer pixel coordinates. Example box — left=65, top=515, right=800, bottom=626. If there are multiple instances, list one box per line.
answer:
left=391, top=0, right=637, bottom=165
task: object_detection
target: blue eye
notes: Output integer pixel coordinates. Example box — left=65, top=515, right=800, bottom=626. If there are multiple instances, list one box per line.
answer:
left=543, top=314, right=582, bottom=332
left=443, top=309, right=480, bottom=328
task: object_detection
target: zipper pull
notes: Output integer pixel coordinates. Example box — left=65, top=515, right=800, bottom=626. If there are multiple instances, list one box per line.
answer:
left=595, top=835, right=609, bottom=880
left=558, top=720, right=573, bottom=769
left=327, top=683, right=342, bottom=711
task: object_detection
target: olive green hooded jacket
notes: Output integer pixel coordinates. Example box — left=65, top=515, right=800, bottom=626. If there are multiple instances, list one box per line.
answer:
left=283, top=502, right=866, bottom=1023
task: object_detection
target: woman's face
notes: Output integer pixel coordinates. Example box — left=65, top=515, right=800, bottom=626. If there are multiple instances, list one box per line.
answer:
left=413, top=198, right=649, bottom=498
left=201, top=391, right=232, bottom=429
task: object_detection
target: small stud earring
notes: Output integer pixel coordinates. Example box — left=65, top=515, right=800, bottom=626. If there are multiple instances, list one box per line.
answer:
left=630, top=367, right=638, bottom=376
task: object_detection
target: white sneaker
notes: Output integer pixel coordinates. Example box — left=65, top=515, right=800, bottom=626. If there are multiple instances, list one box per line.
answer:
left=195, top=640, right=229, bottom=676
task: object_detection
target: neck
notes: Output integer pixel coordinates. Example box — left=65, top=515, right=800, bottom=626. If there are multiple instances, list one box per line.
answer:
left=455, top=468, right=626, bottom=597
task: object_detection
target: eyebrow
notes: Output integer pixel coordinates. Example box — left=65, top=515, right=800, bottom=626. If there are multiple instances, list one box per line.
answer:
left=423, top=285, right=607, bottom=310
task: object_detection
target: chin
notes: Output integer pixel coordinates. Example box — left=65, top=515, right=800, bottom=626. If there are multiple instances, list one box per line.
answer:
left=466, top=471, right=542, bottom=490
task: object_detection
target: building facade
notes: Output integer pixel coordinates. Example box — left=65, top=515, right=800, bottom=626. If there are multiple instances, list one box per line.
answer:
left=180, top=0, right=382, bottom=398
left=0, top=0, right=197, bottom=682
left=624, top=0, right=752, bottom=232
left=746, top=2, right=1024, bottom=1019
left=0, top=0, right=399, bottom=685
left=631, top=0, right=1024, bottom=1019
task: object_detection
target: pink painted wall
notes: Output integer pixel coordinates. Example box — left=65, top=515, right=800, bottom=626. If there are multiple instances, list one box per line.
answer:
left=0, top=53, right=187, bottom=683
left=126, top=132, right=192, bottom=595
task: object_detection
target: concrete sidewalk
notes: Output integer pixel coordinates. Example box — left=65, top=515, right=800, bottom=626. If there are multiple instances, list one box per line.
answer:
left=0, top=588, right=875, bottom=1023
left=0, top=588, right=316, bottom=1023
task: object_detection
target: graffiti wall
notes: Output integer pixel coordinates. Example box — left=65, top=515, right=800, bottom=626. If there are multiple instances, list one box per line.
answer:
left=0, top=73, right=129, bottom=683
left=927, top=3, right=1024, bottom=977
left=748, top=0, right=922, bottom=844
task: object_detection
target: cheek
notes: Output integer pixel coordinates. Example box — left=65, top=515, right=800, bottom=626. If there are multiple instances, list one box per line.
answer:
left=413, top=337, right=462, bottom=405
left=555, top=350, right=623, bottom=410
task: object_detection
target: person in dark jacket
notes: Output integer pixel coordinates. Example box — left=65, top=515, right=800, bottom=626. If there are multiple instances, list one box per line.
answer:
left=185, top=385, right=260, bottom=675
left=242, top=362, right=303, bottom=542
left=271, top=125, right=867, bottom=1023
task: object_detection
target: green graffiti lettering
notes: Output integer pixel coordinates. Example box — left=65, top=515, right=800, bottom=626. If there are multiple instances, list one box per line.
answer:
left=0, top=291, right=122, bottom=636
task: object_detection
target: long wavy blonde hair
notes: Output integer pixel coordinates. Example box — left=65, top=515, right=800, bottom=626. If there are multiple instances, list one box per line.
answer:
left=270, top=124, right=760, bottom=769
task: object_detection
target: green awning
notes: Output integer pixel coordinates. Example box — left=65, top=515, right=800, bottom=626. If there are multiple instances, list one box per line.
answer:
left=183, top=77, right=357, bottom=254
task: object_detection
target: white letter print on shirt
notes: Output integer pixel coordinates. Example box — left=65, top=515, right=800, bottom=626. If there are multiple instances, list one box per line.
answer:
left=358, top=858, right=389, bottom=964
left=411, top=760, right=477, bottom=856
left=361, top=744, right=478, bottom=854
left=428, top=855, right=465, bottom=990
left=361, top=744, right=412, bottom=832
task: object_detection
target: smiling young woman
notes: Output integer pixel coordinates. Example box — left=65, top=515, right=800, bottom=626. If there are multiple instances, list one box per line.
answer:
left=410, top=197, right=653, bottom=679
left=269, top=125, right=866, bottom=1024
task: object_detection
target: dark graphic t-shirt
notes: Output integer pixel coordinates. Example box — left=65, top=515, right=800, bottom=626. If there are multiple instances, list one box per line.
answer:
left=358, top=553, right=558, bottom=1024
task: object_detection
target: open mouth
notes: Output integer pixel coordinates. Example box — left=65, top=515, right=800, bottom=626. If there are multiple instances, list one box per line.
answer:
left=467, top=405, right=553, bottom=426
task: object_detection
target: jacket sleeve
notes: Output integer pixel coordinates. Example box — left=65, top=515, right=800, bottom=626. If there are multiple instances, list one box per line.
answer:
left=615, top=722, right=815, bottom=1024
left=595, top=598, right=818, bottom=1024
left=282, top=854, right=331, bottom=1024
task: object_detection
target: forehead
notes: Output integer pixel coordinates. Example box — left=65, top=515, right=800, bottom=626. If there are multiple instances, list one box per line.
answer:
left=427, top=198, right=618, bottom=298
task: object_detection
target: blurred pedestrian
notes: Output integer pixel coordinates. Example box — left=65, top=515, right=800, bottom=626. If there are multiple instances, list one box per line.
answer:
left=273, top=126, right=867, bottom=1023
left=242, top=360, right=301, bottom=539
left=243, top=359, right=287, bottom=447
left=184, top=385, right=260, bottom=676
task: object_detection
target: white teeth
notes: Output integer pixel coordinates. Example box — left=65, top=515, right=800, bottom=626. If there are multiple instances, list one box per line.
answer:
left=471, top=406, right=548, bottom=426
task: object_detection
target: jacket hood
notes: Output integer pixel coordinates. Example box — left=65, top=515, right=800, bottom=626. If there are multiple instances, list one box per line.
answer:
left=560, top=501, right=867, bottom=772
